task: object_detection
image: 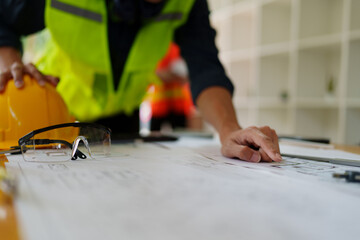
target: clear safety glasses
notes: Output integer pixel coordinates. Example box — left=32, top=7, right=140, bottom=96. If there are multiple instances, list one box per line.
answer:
left=16, top=123, right=111, bottom=162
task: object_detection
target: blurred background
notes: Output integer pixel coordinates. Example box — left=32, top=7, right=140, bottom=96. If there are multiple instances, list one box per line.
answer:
left=207, top=0, right=360, bottom=145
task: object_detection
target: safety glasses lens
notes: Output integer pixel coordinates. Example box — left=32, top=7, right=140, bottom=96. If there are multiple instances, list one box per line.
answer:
left=21, top=125, right=111, bottom=162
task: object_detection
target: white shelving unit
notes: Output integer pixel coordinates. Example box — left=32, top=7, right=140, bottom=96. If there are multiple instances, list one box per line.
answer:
left=208, top=0, right=360, bottom=145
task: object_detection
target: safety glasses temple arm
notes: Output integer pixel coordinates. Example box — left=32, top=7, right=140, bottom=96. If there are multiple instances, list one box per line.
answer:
left=0, top=148, right=22, bottom=155
left=18, top=122, right=111, bottom=146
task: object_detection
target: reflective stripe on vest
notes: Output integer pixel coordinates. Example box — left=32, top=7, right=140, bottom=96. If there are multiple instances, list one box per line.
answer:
left=51, top=0, right=103, bottom=22
left=37, top=0, right=195, bottom=121
left=154, top=12, right=183, bottom=21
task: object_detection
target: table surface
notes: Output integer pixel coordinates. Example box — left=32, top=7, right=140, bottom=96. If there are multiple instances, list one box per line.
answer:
left=334, top=144, right=360, bottom=155
left=0, top=154, right=20, bottom=240
left=1, top=138, right=360, bottom=240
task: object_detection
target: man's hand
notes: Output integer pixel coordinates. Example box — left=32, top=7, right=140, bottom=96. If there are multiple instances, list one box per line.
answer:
left=220, top=126, right=282, bottom=163
left=196, top=86, right=282, bottom=163
left=0, top=47, right=59, bottom=93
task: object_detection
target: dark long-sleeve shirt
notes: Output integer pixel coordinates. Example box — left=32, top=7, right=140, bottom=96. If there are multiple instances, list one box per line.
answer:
left=0, top=0, right=233, bottom=102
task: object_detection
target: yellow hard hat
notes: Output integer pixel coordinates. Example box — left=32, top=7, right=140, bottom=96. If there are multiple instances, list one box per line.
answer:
left=0, top=75, right=75, bottom=149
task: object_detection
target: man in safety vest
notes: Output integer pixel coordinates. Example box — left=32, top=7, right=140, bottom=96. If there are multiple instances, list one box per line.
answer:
left=0, top=0, right=282, bottom=163
left=145, top=42, right=195, bottom=131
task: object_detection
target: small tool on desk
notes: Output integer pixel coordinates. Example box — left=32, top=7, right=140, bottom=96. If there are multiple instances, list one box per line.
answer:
left=333, top=171, right=360, bottom=183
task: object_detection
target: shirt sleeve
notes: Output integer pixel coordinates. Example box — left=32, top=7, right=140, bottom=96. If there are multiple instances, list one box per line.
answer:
left=174, top=0, right=234, bottom=104
left=0, top=17, right=22, bottom=51
left=0, top=0, right=45, bottom=51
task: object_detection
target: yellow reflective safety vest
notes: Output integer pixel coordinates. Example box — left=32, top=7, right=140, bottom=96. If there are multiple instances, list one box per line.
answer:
left=36, top=0, right=195, bottom=121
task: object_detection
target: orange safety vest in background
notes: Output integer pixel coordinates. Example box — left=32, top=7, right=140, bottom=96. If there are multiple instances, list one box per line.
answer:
left=148, top=43, right=194, bottom=118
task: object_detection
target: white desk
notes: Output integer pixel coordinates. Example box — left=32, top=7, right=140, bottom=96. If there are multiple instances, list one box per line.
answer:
left=5, top=137, right=360, bottom=240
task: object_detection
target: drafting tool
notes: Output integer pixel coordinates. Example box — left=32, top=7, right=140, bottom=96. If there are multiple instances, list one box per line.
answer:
left=280, top=144, right=360, bottom=167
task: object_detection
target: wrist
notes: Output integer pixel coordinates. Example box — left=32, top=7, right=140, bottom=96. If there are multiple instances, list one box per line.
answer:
left=219, top=122, right=242, bottom=144
left=0, top=47, right=22, bottom=72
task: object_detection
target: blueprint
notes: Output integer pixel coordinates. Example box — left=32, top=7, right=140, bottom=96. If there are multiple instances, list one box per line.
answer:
left=5, top=137, right=360, bottom=240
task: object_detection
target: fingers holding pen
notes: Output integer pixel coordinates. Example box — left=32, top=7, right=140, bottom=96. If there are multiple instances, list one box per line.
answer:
left=254, top=126, right=281, bottom=162
left=221, top=126, right=282, bottom=163
left=258, top=125, right=280, bottom=153
left=221, top=144, right=261, bottom=163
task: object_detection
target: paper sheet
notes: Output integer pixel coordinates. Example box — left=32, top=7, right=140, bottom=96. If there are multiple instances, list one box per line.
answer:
left=280, top=143, right=360, bottom=166
left=5, top=138, right=360, bottom=240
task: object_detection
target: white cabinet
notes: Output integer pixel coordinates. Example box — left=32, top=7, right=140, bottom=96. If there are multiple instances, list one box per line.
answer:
left=208, top=0, right=360, bottom=145
left=298, top=0, right=343, bottom=39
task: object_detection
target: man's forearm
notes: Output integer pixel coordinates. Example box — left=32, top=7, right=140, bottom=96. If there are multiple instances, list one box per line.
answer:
left=197, top=86, right=282, bottom=162
left=196, top=86, right=241, bottom=143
